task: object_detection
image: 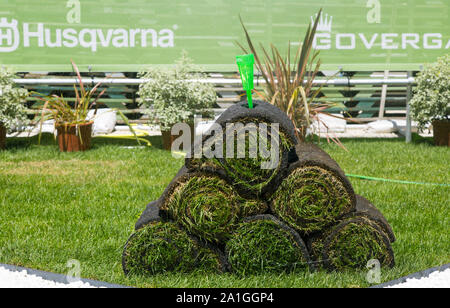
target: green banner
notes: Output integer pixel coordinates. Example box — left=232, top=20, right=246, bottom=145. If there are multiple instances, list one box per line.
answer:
left=0, top=0, right=448, bottom=72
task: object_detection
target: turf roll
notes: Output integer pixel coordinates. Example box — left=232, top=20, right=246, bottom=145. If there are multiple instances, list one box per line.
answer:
left=122, top=221, right=228, bottom=276
left=186, top=100, right=297, bottom=197
left=307, top=215, right=395, bottom=271
left=352, top=194, right=396, bottom=243
left=307, top=195, right=395, bottom=270
left=225, top=215, right=312, bottom=275
left=271, top=143, right=356, bottom=235
left=159, top=167, right=268, bottom=243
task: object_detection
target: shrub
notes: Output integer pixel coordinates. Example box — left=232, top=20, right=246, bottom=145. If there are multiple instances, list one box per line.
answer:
left=0, top=67, right=29, bottom=131
left=410, top=54, right=450, bottom=131
left=138, top=52, right=217, bottom=130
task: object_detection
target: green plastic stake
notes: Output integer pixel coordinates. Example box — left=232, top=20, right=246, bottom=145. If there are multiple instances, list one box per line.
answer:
left=236, top=54, right=255, bottom=109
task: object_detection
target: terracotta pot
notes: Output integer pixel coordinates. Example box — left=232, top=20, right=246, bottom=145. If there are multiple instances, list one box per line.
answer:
left=161, top=123, right=195, bottom=151
left=0, top=123, right=6, bottom=150
left=432, top=120, right=450, bottom=147
left=56, top=122, right=93, bottom=152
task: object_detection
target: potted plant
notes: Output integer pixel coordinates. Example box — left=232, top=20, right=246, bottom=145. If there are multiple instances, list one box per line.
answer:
left=33, top=61, right=104, bottom=152
left=138, top=52, right=217, bottom=150
left=410, top=54, right=449, bottom=146
left=0, top=67, right=29, bottom=150
left=34, top=60, right=138, bottom=152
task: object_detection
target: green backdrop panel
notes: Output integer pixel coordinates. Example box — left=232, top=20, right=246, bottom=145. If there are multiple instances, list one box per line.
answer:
left=0, top=0, right=448, bottom=72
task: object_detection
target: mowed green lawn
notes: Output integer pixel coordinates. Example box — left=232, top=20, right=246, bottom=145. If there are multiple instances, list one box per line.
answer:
left=0, top=134, right=448, bottom=288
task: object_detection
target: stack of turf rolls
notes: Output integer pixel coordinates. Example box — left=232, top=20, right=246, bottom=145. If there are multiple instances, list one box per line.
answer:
left=123, top=100, right=395, bottom=277
left=186, top=100, right=297, bottom=197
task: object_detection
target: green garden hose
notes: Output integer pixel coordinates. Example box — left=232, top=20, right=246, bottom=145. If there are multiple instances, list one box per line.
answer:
left=346, top=174, right=450, bottom=187
left=178, top=151, right=448, bottom=187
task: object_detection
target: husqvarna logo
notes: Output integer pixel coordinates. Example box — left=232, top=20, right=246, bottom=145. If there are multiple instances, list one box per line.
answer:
left=0, top=17, right=176, bottom=53
left=0, top=18, right=20, bottom=52
left=312, top=12, right=450, bottom=51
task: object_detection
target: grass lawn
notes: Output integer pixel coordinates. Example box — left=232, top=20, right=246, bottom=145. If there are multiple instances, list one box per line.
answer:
left=0, top=134, right=448, bottom=288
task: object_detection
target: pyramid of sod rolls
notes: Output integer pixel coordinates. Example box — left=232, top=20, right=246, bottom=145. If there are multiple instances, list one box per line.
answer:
left=123, top=100, right=395, bottom=276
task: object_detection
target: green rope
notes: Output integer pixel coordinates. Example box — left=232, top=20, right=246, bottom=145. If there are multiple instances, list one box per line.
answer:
left=346, top=174, right=450, bottom=187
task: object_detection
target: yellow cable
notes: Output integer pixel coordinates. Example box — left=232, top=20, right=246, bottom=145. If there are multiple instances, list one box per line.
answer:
left=94, top=125, right=152, bottom=146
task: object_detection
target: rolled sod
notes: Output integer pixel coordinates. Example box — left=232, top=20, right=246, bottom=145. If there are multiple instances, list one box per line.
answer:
left=307, top=215, right=395, bottom=271
left=353, top=194, right=396, bottom=243
left=122, top=221, right=228, bottom=276
left=307, top=195, right=395, bottom=270
left=186, top=100, right=297, bottom=197
left=225, top=215, right=312, bottom=276
left=159, top=167, right=268, bottom=243
left=271, top=143, right=356, bottom=235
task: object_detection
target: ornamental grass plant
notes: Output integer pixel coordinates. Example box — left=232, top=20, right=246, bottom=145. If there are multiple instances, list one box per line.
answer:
left=237, top=9, right=344, bottom=145
left=34, top=60, right=107, bottom=136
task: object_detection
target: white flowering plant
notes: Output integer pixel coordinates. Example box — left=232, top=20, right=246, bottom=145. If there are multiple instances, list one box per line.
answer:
left=410, top=54, right=450, bottom=131
left=138, top=53, right=217, bottom=130
left=0, top=67, right=29, bottom=132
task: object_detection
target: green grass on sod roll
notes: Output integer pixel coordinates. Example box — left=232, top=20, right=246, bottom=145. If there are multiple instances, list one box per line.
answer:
left=225, top=216, right=311, bottom=276
left=271, top=166, right=354, bottom=235
left=221, top=122, right=291, bottom=195
left=309, top=216, right=394, bottom=271
left=122, top=222, right=224, bottom=276
left=164, top=174, right=267, bottom=243
left=0, top=134, right=448, bottom=287
left=188, top=120, right=293, bottom=196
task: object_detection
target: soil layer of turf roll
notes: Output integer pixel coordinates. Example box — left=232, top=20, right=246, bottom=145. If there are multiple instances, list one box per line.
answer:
left=135, top=199, right=162, bottom=230
left=122, top=221, right=228, bottom=276
left=271, top=143, right=356, bottom=235
left=159, top=167, right=268, bottom=243
left=186, top=100, right=297, bottom=197
left=225, top=215, right=312, bottom=276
